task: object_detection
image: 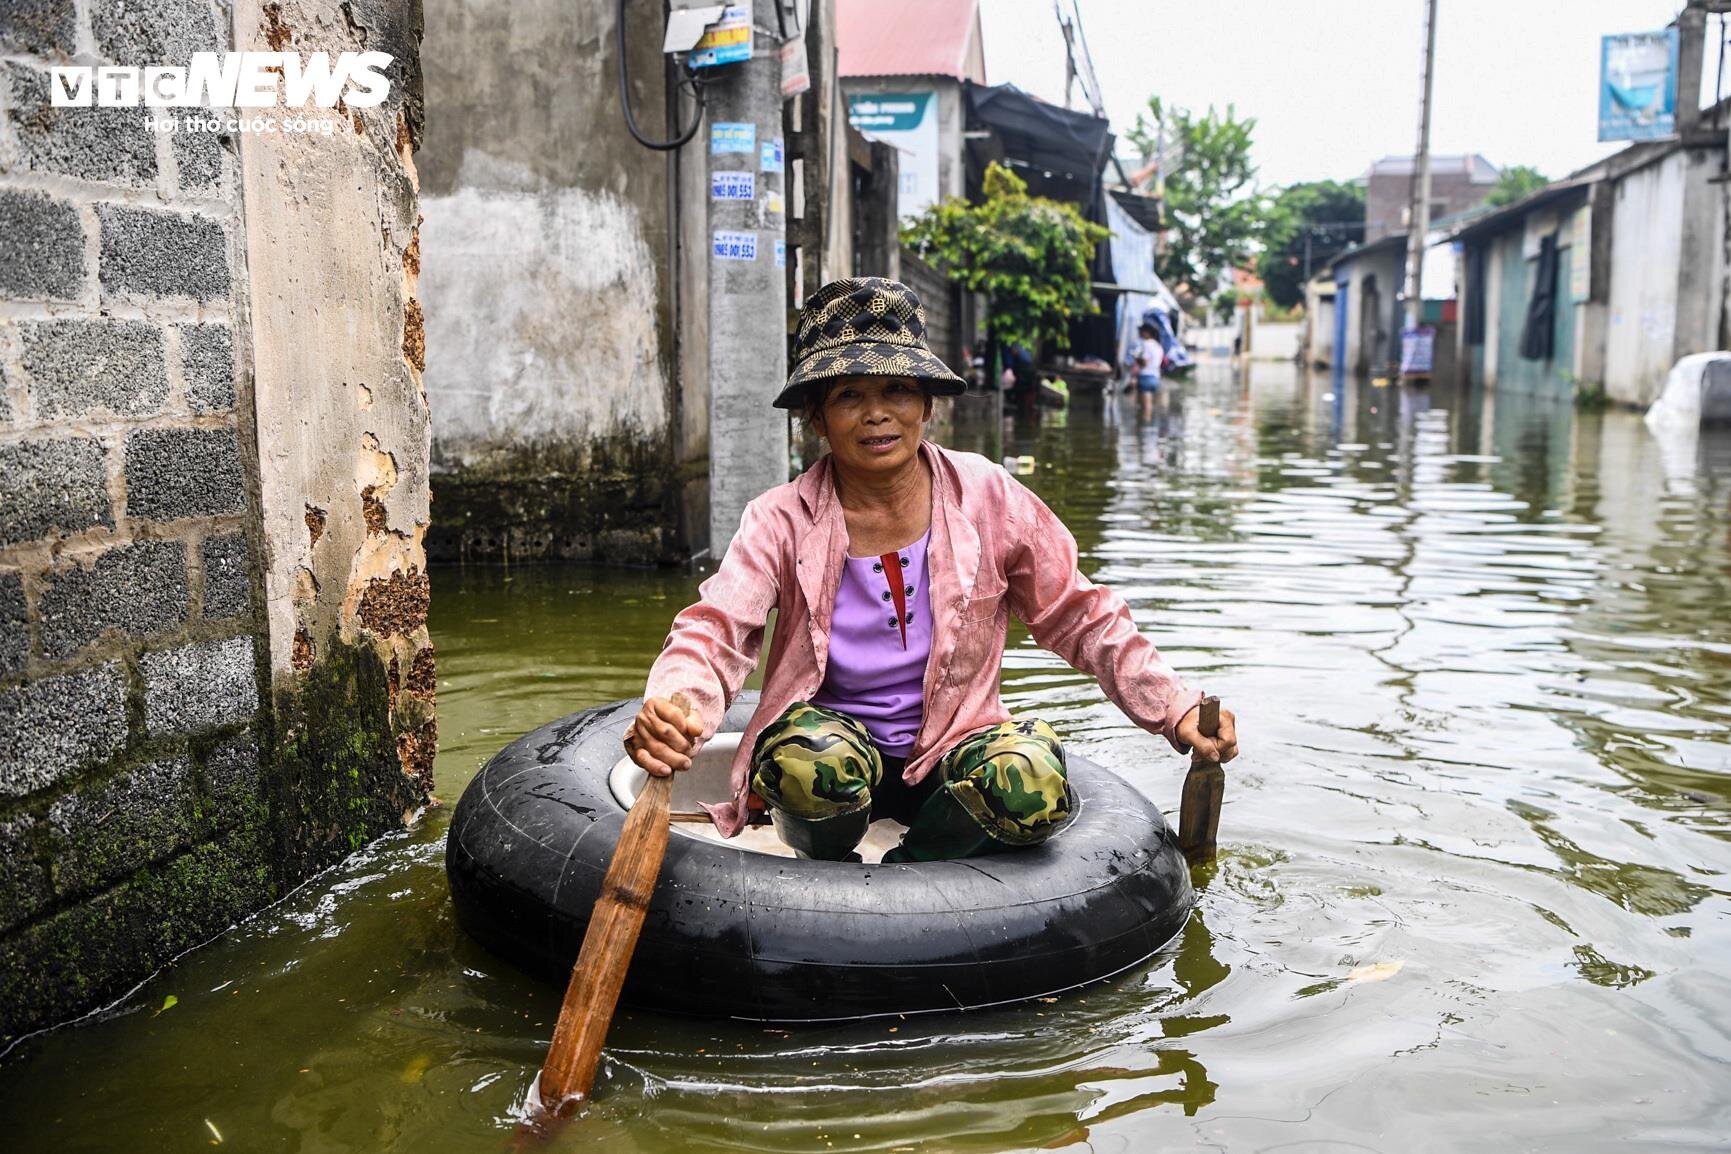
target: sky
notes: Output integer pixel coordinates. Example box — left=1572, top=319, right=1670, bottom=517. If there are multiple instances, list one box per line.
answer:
left=979, top=0, right=1706, bottom=189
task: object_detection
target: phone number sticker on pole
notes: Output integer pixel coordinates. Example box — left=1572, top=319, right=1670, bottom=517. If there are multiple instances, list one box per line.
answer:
left=713, top=231, right=758, bottom=261
left=710, top=122, right=756, bottom=154
left=760, top=139, right=784, bottom=173
left=711, top=171, right=755, bottom=201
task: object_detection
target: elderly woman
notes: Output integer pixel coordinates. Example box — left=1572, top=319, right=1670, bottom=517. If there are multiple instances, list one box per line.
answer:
left=625, top=278, right=1238, bottom=863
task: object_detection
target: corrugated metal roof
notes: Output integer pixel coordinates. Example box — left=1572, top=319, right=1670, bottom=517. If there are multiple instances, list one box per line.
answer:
left=837, top=0, right=982, bottom=80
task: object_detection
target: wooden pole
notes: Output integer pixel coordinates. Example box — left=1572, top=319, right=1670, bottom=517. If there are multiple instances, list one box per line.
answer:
left=530, top=722, right=680, bottom=1117
left=1177, top=696, right=1224, bottom=864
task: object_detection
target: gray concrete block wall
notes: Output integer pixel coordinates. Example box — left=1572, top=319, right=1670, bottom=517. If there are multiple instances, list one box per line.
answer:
left=200, top=533, right=250, bottom=619
left=0, top=664, right=130, bottom=798
left=142, top=636, right=260, bottom=735
left=181, top=324, right=235, bottom=412
left=0, top=190, right=85, bottom=300
left=0, top=0, right=274, bottom=1040
left=47, top=755, right=199, bottom=897
left=97, top=204, right=232, bottom=302
left=20, top=319, right=169, bottom=419
left=36, top=539, right=190, bottom=657
left=0, top=1, right=78, bottom=57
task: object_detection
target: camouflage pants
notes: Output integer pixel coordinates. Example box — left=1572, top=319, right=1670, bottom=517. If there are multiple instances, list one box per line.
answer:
left=750, top=702, right=1074, bottom=862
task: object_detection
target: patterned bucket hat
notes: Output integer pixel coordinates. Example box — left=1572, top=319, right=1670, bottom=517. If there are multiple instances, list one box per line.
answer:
left=774, top=277, right=967, bottom=409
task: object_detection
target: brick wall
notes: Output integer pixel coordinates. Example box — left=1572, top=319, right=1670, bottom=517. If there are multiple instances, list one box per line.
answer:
left=0, top=0, right=433, bottom=1044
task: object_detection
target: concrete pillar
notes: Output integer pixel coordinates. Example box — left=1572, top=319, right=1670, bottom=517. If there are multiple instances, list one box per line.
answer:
left=1676, top=5, right=1706, bottom=141
left=1673, top=148, right=1726, bottom=368
left=706, top=5, right=790, bottom=556
left=0, top=0, right=431, bottom=1043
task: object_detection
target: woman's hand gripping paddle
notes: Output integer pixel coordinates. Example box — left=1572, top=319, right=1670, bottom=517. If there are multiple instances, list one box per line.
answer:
left=1177, top=696, right=1224, bottom=864
left=527, top=693, right=696, bottom=1125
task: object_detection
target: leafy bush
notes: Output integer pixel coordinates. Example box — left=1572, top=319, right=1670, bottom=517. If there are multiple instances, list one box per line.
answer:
left=902, top=162, right=1108, bottom=351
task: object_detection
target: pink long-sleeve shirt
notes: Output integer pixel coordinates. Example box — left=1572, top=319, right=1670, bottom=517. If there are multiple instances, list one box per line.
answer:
left=644, top=441, right=1203, bottom=837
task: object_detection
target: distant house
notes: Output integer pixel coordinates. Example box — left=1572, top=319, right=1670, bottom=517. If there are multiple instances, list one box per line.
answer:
left=838, top=0, right=985, bottom=220
left=1445, top=98, right=1730, bottom=405
left=1364, top=154, right=1499, bottom=243
left=1327, top=234, right=1408, bottom=375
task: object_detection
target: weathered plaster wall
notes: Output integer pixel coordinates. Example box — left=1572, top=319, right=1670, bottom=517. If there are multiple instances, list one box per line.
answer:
left=1671, top=148, right=1726, bottom=393
left=0, top=0, right=432, bottom=1043
left=1606, top=154, right=1686, bottom=406
left=417, top=0, right=688, bottom=563
left=235, top=0, right=435, bottom=873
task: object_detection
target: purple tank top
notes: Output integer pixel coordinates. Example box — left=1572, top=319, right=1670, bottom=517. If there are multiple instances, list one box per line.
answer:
left=811, top=529, right=932, bottom=755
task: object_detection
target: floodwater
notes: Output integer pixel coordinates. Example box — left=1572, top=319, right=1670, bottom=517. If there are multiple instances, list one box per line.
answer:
left=4, top=363, right=1730, bottom=1151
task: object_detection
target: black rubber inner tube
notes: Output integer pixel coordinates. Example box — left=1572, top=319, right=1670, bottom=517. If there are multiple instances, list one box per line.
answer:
left=445, top=695, right=1194, bottom=1022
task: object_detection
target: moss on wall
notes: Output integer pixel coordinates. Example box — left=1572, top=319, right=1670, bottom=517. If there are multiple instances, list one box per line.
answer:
left=0, top=831, right=272, bottom=1036
left=426, top=431, right=688, bottom=564
left=267, top=637, right=426, bottom=878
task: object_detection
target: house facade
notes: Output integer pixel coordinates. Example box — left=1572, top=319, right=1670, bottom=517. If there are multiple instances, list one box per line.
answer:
left=1328, top=235, right=1407, bottom=375
left=1364, top=154, right=1499, bottom=243
left=837, top=0, right=985, bottom=221
left=1449, top=103, right=1729, bottom=406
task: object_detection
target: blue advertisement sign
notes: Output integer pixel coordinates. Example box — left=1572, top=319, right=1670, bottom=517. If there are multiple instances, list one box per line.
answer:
left=760, top=139, right=784, bottom=174
left=711, top=171, right=755, bottom=201
left=713, top=230, right=757, bottom=261
left=774, top=238, right=786, bottom=269
left=710, top=122, right=756, bottom=154
left=688, top=6, right=752, bottom=70
left=1599, top=29, right=1678, bottom=142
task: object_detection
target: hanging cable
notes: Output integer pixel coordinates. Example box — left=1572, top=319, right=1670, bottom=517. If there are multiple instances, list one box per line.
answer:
left=617, top=0, right=706, bottom=151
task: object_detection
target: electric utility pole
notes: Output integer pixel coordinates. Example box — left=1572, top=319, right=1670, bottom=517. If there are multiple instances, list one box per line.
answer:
left=1400, top=0, right=1439, bottom=340
left=706, top=1, right=790, bottom=556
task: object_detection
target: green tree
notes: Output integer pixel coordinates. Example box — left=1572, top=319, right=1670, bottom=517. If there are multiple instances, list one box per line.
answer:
left=1485, top=164, right=1549, bottom=208
left=1256, top=180, right=1366, bottom=309
left=1127, top=98, right=1263, bottom=298
left=902, top=162, right=1108, bottom=351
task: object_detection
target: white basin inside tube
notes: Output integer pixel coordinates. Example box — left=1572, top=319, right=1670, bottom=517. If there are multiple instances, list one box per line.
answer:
left=607, top=732, right=909, bottom=862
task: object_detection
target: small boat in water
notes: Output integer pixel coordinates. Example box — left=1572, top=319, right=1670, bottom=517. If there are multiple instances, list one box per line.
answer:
left=445, top=694, right=1194, bottom=1021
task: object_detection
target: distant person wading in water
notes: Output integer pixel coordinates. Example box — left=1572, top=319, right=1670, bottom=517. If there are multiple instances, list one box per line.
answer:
left=1125, top=321, right=1164, bottom=421
left=622, top=278, right=1238, bottom=862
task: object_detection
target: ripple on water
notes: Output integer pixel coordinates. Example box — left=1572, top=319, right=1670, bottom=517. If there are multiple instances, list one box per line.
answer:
left=4, top=367, right=1731, bottom=1151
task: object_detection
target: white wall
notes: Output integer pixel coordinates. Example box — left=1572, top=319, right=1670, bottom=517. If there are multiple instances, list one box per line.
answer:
left=1250, top=321, right=1301, bottom=361
left=1605, top=154, right=1687, bottom=407
left=1309, top=292, right=1336, bottom=366
left=419, top=185, right=668, bottom=467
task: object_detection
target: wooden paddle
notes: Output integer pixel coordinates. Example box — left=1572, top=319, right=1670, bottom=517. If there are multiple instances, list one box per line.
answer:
left=530, top=695, right=689, bottom=1119
left=1177, top=695, right=1224, bottom=864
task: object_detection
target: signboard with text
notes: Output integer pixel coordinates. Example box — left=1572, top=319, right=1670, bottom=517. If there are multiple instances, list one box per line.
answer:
left=846, top=91, right=939, bottom=219
left=1599, top=29, right=1678, bottom=142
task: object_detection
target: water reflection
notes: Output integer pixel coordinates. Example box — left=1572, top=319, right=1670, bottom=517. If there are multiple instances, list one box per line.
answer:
left=3, top=362, right=1730, bottom=1151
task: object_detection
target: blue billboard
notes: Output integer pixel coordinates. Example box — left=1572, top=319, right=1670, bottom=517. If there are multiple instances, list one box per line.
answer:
left=1599, top=29, right=1678, bottom=142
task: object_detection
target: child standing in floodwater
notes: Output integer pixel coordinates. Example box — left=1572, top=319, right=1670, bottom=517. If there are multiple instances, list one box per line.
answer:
left=1125, top=322, right=1163, bottom=421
